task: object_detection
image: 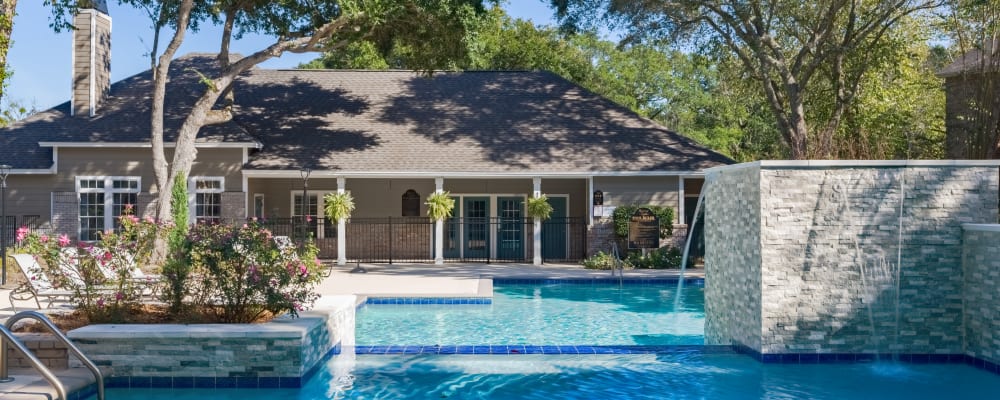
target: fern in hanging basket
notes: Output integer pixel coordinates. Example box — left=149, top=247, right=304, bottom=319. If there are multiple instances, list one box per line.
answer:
left=323, top=192, right=355, bottom=223
left=425, top=191, right=455, bottom=221
left=526, top=194, right=554, bottom=221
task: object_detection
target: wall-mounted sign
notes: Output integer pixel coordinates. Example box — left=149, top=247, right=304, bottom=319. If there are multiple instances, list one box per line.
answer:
left=593, top=190, right=604, bottom=206
left=628, top=207, right=660, bottom=249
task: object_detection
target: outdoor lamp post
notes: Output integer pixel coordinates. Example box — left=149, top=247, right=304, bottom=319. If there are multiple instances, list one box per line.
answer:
left=0, top=164, right=11, bottom=286
left=300, top=168, right=311, bottom=241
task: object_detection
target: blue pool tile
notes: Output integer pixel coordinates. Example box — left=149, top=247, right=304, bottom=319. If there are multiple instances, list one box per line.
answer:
left=523, top=346, right=544, bottom=354
left=575, top=346, right=597, bottom=354
left=854, top=354, right=876, bottom=363
left=237, top=377, right=258, bottom=388
left=927, top=354, right=951, bottom=363
left=505, top=345, right=526, bottom=354
left=149, top=376, right=172, bottom=388
left=279, top=377, right=301, bottom=388
left=558, top=346, right=579, bottom=354
left=799, top=354, right=819, bottom=364
left=594, top=347, right=616, bottom=354
left=456, top=346, right=474, bottom=354
left=817, top=354, right=838, bottom=363
left=490, top=345, right=509, bottom=354
left=387, top=345, right=406, bottom=353
left=171, top=376, right=194, bottom=388
left=541, top=346, right=560, bottom=354
left=610, top=347, right=632, bottom=354
left=761, top=354, right=781, bottom=363
left=401, top=346, right=421, bottom=354
left=910, top=354, right=930, bottom=364
left=778, top=354, right=800, bottom=363
left=259, top=377, right=280, bottom=389
left=438, top=346, right=457, bottom=354
left=215, top=377, right=238, bottom=389
left=105, top=376, right=129, bottom=388
left=193, top=377, right=216, bottom=388
left=473, top=345, right=491, bottom=354
left=129, top=376, right=151, bottom=389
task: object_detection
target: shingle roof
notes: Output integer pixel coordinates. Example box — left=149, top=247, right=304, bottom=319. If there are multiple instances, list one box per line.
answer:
left=938, top=41, right=1000, bottom=78
left=2, top=53, right=733, bottom=172
left=0, top=54, right=256, bottom=169
left=236, top=69, right=733, bottom=173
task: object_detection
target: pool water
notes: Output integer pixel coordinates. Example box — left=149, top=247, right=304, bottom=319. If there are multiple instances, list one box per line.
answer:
left=99, top=353, right=1000, bottom=399
left=355, top=283, right=705, bottom=346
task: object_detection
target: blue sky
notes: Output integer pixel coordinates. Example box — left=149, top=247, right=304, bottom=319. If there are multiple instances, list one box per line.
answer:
left=5, top=1, right=558, bottom=110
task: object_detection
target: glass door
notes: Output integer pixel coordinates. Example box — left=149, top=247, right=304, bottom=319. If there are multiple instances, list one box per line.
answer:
left=463, top=197, right=490, bottom=259
left=497, top=196, right=524, bottom=260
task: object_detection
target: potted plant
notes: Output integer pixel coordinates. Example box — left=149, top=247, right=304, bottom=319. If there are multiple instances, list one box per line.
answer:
left=323, top=192, right=355, bottom=223
left=526, top=194, right=554, bottom=221
left=425, top=191, right=455, bottom=221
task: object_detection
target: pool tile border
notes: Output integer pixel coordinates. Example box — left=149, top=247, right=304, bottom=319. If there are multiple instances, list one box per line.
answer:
left=493, top=277, right=704, bottom=285
left=364, top=297, right=492, bottom=305
left=356, top=344, right=731, bottom=355
left=730, top=342, right=1000, bottom=375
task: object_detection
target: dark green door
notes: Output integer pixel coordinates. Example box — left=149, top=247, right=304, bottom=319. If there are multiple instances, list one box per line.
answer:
left=542, top=196, right=568, bottom=260
left=444, top=197, right=461, bottom=259
left=463, top=197, right=489, bottom=259
left=497, top=197, right=525, bottom=260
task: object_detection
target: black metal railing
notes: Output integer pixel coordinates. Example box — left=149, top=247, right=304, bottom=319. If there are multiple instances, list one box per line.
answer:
left=234, top=216, right=587, bottom=264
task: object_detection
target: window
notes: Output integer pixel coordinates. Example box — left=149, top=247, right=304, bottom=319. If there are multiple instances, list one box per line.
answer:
left=402, top=190, right=420, bottom=217
left=76, top=177, right=140, bottom=241
left=253, top=194, right=266, bottom=219
left=190, top=177, right=224, bottom=223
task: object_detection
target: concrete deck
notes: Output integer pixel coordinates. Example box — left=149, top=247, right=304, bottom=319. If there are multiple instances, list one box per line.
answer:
left=0, top=367, right=98, bottom=400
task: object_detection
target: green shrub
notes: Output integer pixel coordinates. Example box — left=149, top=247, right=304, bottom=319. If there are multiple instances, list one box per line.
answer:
left=526, top=195, right=554, bottom=221
left=581, top=251, right=632, bottom=270
left=163, top=173, right=192, bottom=314
left=626, top=246, right=684, bottom=269
left=425, top=191, right=455, bottom=221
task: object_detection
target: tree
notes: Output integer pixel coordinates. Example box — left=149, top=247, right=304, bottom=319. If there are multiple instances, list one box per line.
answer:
left=0, top=0, right=16, bottom=105
left=551, top=0, right=941, bottom=159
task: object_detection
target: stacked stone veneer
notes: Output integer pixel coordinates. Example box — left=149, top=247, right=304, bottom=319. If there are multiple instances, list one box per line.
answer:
left=961, top=225, right=1000, bottom=365
left=705, top=161, right=999, bottom=356
left=65, top=302, right=353, bottom=386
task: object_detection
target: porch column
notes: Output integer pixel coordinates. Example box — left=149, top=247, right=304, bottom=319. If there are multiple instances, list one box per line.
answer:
left=434, top=178, right=444, bottom=265
left=337, top=177, right=347, bottom=266
left=532, top=177, right=542, bottom=265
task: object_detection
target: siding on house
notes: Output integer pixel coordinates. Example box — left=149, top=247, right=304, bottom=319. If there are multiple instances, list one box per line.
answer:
left=594, top=176, right=681, bottom=223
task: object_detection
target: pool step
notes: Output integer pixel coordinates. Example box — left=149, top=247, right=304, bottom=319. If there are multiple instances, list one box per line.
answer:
left=0, top=367, right=98, bottom=400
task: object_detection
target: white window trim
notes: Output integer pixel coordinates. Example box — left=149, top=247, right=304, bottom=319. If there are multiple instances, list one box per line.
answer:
left=75, top=176, right=141, bottom=240
left=189, top=177, right=226, bottom=223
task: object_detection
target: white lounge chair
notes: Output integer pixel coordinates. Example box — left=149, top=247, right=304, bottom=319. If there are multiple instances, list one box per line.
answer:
left=86, top=247, right=162, bottom=298
left=9, top=254, right=75, bottom=311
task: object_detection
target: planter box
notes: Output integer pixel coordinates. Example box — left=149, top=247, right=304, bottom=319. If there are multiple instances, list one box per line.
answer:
left=66, top=296, right=355, bottom=388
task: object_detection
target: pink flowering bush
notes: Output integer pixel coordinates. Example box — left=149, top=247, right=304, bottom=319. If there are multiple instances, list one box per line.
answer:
left=13, top=207, right=160, bottom=322
left=184, top=221, right=322, bottom=323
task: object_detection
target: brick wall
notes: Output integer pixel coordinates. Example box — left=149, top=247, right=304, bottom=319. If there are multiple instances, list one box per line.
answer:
left=5, top=333, right=69, bottom=370
left=586, top=218, right=689, bottom=257
left=51, top=192, right=78, bottom=237
left=221, top=192, right=246, bottom=222
left=962, top=225, right=1000, bottom=365
left=705, top=162, right=998, bottom=355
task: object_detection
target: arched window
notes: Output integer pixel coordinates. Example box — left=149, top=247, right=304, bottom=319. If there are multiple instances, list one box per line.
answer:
left=402, top=189, right=420, bottom=217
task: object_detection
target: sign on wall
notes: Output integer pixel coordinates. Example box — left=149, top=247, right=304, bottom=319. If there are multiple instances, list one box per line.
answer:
left=628, top=207, right=660, bottom=249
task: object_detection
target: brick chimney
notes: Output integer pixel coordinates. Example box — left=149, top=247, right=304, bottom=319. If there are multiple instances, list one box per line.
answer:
left=71, top=3, right=111, bottom=117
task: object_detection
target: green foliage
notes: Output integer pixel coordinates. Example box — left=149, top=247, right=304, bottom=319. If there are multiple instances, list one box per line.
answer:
left=184, top=222, right=323, bottom=323
left=168, top=173, right=189, bottom=250
left=425, top=191, right=455, bottom=221
left=581, top=251, right=630, bottom=270
left=323, top=192, right=356, bottom=223
left=626, top=246, right=683, bottom=269
left=611, top=205, right=674, bottom=240
left=526, top=195, right=554, bottom=221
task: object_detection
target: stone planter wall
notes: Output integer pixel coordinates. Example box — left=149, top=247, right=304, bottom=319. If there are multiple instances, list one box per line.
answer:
left=5, top=333, right=70, bottom=370
left=65, top=296, right=355, bottom=388
left=705, top=161, right=999, bottom=356
left=961, top=225, right=1000, bottom=366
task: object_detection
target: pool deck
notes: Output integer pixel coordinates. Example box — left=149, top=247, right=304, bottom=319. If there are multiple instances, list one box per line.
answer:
left=315, top=263, right=703, bottom=299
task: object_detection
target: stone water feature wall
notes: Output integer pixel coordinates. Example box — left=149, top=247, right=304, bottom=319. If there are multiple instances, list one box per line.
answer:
left=705, top=161, right=999, bottom=356
left=961, top=225, right=1000, bottom=365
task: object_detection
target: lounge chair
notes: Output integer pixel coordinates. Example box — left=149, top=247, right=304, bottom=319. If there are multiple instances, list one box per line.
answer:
left=85, top=247, right=163, bottom=298
left=8, top=254, right=75, bottom=311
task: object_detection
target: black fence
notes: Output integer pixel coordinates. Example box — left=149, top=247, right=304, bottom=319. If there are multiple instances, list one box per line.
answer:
left=1, top=215, right=43, bottom=247
left=242, top=216, right=587, bottom=264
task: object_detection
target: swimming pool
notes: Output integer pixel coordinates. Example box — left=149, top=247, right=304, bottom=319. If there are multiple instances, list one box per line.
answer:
left=356, top=282, right=705, bottom=346
left=95, top=352, right=1000, bottom=399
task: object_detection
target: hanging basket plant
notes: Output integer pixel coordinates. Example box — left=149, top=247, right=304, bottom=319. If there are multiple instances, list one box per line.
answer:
left=323, top=192, right=355, bottom=223
left=425, top=191, right=455, bottom=221
left=526, top=194, right=554, bottom=221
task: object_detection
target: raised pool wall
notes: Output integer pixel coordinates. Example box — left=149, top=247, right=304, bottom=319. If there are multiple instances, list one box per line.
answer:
left=961, top=225, right=1000, bottom=366
left=704, top=161, right=999, bottom=359
left=65, top=296, right=356, bottom=388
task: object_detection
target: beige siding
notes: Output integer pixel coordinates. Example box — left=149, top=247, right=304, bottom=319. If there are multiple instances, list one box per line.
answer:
left=594, top=176, right=680, bottom=222
left=2, top=175, right=62, bottom=225
left=57, top=148, right=244, bottom=192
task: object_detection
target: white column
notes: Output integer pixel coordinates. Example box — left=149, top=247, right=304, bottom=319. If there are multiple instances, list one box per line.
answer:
left=337, top=177, right=347, bottom=266
left=587, top=176, right=594, bottom=227
left=532, top=177, right=542, bottom=265
left=434, top=178, right=445, bottom=265
left=679, top=177, right=686, bottom=225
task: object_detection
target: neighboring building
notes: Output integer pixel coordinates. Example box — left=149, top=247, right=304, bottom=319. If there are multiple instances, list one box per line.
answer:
left=0, top=7, right=732, bottom=264
left=939, top=41, right=1000, bottom=159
